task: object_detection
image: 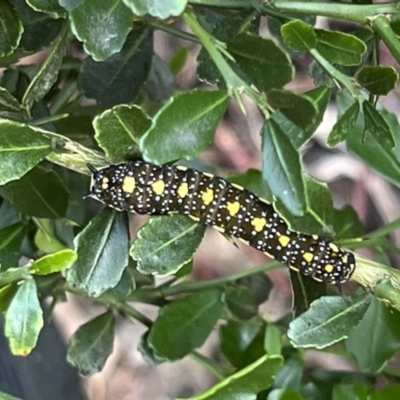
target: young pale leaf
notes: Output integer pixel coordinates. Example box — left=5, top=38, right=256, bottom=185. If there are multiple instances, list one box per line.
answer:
left=5, top=166, right=70, bottom=219
left=0, top=0, right=23, bottom=57
left=228, top=33, right=294, bottom=92
left=122, top=0, right=186, bottom=18
left=272, top=86, right=332, bottom=149
left=328, top=101, right=361, bottom=147
left=261, top=119, right=306, bottom=216
left=67, top=311, right=115, bottom=377
left=140, top=89, right=228, bottom=164
left=220, top=319, right=266, bottom=369
left=22, top=21, right=68, bottom=108
left=147, top=289, right=223, bottom=361
left=357, top=66, right=398, bottom=96
left=363, top=101, right=395, bottom=150
left=281, top=20, right=317, bottom=52
left=267, top=89, right=317, bottom=129
left=26, top=0, right=65, bottom=17
left=0, top=120, right=51, bottom=186
left=315, top=29, right=366, bottom=66
left=5, top=278, right=43, bottom=356
left=346, top=297, right=400, bottom=372
left=70, top=0, right=132, bottom=61
left=67, top=208, right=129, bottom=297
left=30, top=249, right=77, bottom=276
left=189, top=355, right=283, bottom=400
left=130, top=214, right=205, bottom=276
left=288, top=292, right=371, bottom=349
left=94, top=105, right=152, bottom=160
left=0, top=222, right=27, bottom=270
left=78, top=28, right=153, bottom=108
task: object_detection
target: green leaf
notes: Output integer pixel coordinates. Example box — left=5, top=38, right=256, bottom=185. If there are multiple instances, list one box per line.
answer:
left=169, top=46, right=189, bottom=75
left=4, top=166, right=70, bottom=218
left=130, top=214, right=205, bottom=276
left=0, top=389, right=24, bottom=400
left=0, top=222, right=27, bottom=270
left=220, top=319, right=266, bottom=369
left=371, top=384, right=400, bottom=400
left=5, top=278, right=43, bottom=356
left=315, top=29, right=366, bottom=66
left=93, top=105, right=152, bottom=161
left=145, top=54, right=174, bottom=103
left=188, top=355, right=283, bottom=400
left=333, top=206, right=364, bottom=240
left=67, top=208, right=129, bottom=297
left=288, top=292, right=371, bottom=349
left=30, top=249, right=77, bottom=275
left=332, top=382, right=370, bottom=400
left=0, top=86, right=23, bottom=112
left=67, top=311, right=115, bottom=377
left=78, top=28, right=153, bottom=108
left=346, top=297, right=400, bottom=372
left=328, top=101, right=361, bottom=147
left=147, top=289, right=223, bottom=361
left=267, top=89, right=317, bottom=129
left=140, top=89, right=229, bottom=164
left=236, top=272, right=273, bottom=305
left=22, top=21, right=68, bottom=108
left=268, top=388, right=304, bottom=400
left=281, top=20, right=317, bottom=52
left=26, top=0, right=65, bottom=18
left=345, top=98, right=400, bottom=188
left=70, top=0, right=132, bottom=61
left=272, top=86, right=332, bottom=149
left=0, top=0, right=23, bottom=57
left=363, top=100, right=395, bottom=150
left=261, top=119, right=306, bottom=216
left=122, top=0, right=186, bottom=18
left=0, top=284, right=18, bottom=314
left=274, top=357, right=303, bottom=391
left=225, top=285, right=258, bottom=320
left=228, top=33, right=294, bottom=92
left=357, top=66, right=398, bottom=96
left=0, top=120, right=51, bottom=186
left=228, top=168, right=273, bottom=203
left=9, top=0, right=64, bottom=52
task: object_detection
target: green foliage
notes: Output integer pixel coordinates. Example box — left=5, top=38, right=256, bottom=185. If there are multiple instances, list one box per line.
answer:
left=1, top=1, right=400, bottom=399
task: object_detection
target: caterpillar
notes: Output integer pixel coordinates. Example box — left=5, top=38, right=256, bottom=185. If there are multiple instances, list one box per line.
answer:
left=86, top=161, right=355, bottom=288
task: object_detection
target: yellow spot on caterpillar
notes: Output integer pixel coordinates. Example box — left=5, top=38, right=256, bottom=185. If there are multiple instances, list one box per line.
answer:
left=101, top=177, right=109, bottom=190
left=303, top=252, right=314, bottom=263
left=152, top=180, right=165, bottom=195
left=264, top=251, right=273, bottom=258
left=226, top=201, right=240, bottom=216
left=201, top=188, right=214, bottom=206
left=289, top=264, right=299, bottom=272
left=189, top=215, right=200, bottom=222
left=251, top=217, right=266, bottom=232
left=177, top=182, right=188, bottom=198
left=176, top=165, right=187, bottom=171
left=342, top=255, right=348, bottom=264
left=122, top=176, right=136, bottom=193
left=213, top=225, right=225, bottom=233
left=329, top=243, right=339, bottom=253
left=324, top=264, right=334, bottom=273
left=279, top=235, right=290, bottom=247
left=312, top=234, right=319, bottom=240
left=203, top=172, right=214, bottom=178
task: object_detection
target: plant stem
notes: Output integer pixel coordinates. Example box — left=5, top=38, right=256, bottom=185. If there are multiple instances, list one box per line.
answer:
left=190, top=351, right=227, bottom=380
left=118, top=302, right=153, bottom=328
left=274, top=2, right=399, bottom=25
left=371, top=14, right=400, bottom=66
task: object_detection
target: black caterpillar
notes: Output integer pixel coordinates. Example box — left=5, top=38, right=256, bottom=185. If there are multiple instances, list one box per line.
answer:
left=86, top=161, right=355, bottom=288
